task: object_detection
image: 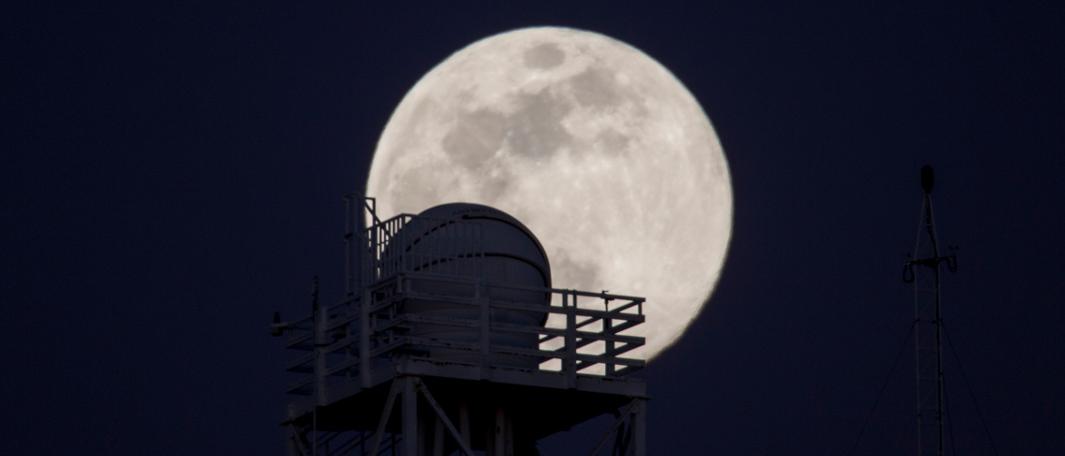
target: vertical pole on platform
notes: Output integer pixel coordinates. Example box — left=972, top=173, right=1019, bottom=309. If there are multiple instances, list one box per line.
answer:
left=358, top=197, right=372, bottom=389
left=604, top=297, right=615, bottom=376
left=564, top=291, right=577, bottom=388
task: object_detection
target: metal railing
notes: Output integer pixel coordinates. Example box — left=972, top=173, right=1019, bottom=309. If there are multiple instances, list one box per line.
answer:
left=361, top=213, right=488, bottom=285
left=282, top=272, right=645, bottom=396
left=281, top=197, right=645, bottom=397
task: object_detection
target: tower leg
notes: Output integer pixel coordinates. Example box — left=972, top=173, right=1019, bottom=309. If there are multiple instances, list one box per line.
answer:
left=459, top=401, right=471, bottom=449
left=489, top=406, right=514, bottom=456
left=432, top=417, right=444, bottom=456
left=630, top=400, right=646, bottom=456
left=494, top=407, right=505, bottom=455
left=403, top=377, right=418, bottom=456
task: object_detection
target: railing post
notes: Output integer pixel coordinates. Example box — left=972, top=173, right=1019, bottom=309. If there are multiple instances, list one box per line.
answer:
left=564, top=291, right=577, bottom=388
left=371, top=217, right=379, bottom=280
left=359, top=204, right=376, bottom=389
left=609, top=319, right=617, bottom=375
left=604, top=302, right=615, bottom=377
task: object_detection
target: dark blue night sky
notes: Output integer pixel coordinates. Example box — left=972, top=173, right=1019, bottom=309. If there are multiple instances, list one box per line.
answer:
left=3, top=2, right=1063, bottom=454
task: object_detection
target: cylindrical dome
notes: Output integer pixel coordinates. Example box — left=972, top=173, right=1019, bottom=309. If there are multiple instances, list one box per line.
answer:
left=384, top=203, right=551, bottom=369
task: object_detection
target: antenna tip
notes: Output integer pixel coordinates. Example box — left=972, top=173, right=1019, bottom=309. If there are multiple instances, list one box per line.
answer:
left=920, top=165, right=935, bottom=194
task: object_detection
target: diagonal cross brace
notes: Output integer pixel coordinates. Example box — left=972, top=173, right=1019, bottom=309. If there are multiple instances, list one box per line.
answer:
left=415, top=379, right=476, bottom=456
left=369, top=381, right=401, bottom=456
left=588, top=401, right=639, bottom=456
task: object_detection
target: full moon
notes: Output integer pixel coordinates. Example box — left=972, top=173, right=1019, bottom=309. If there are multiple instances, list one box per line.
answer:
left=366, top=27, right=732, bottom=361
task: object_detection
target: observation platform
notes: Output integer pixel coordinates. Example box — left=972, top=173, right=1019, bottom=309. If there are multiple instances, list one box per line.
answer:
left=272, top=199, right=647, bottom=455
left=281, top=273, right=646, bottom=436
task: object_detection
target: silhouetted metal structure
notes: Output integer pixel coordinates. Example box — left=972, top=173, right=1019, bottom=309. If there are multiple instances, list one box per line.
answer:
left=272, top=197, right=648, bottom=455
left=903, top=166, right=957, bottom=456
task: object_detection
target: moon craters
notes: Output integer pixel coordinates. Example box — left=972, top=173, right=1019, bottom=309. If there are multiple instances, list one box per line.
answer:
left=438, top=88, right=576, bottom=201
left=569, top=67, right=624, bottom=109
left=595, top=128, right=631, bottom=156
left=506, top=90, right=574, bottom=159
left=442, top=108, right=507, bottom=170
left=523, top=43, right=566, bottom=69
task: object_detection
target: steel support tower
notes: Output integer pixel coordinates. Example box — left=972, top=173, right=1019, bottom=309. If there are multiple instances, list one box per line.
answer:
left=903, top=166, right=956, bottom=456
left=270, top=196, right=648, bottom=456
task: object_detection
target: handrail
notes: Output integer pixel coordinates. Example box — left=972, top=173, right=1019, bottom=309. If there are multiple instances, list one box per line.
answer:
left=282, top=266, right=646, bottom=397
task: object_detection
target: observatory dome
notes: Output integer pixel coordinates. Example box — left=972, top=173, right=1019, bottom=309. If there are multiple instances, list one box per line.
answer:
left=402, top=203, right=550, bottom=286
left=386, top=203, right=552, bottom=368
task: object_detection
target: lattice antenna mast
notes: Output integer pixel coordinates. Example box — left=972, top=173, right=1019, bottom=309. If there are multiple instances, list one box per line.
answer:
left=903, top=166, right=958, bottom=456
